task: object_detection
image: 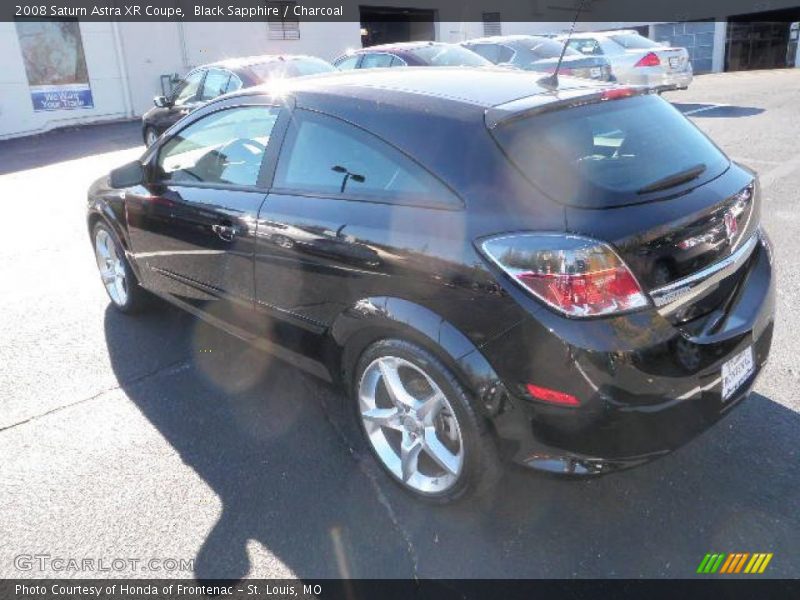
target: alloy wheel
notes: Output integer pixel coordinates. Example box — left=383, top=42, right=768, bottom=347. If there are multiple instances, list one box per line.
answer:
left=94, top=229, right=128, bottom=307
left=358, top=356, right=464, bottom=494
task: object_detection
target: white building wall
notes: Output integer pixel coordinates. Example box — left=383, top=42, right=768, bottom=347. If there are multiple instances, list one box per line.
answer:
left=118, top=22, right=187, bottom=117
left=0, top=22, right=128, bottom=140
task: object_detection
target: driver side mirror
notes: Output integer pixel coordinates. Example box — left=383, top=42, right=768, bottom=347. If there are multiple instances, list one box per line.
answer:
left=110, top=160, right=145, bottom=189
left=153, top=95, right=171, bottom=108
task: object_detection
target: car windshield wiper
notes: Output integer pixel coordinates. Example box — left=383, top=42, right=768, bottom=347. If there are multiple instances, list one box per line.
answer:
left=636, top=163, right=707, bottom=195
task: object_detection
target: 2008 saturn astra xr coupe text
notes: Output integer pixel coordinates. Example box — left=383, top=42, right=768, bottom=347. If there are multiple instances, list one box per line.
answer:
left=88, top=68, right=775, bottom=502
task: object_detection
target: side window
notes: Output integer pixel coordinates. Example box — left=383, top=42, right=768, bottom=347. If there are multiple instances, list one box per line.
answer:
left=360, top=53, right=394, bottom=68
left=273, top=110, right=460, bottom=207
left=225, top=74, right=243, bottom=94
left=157, top=106, right=279, bottom=187
left=496, top=45, right=515, bottom=63
left=467, top=44, right=500, bottom=63
left=389, top=56, right=407, bottom=67
left=172, top=71, right=205, bottom=106
left=199, top=69, right=231, bottom=101
left=569, top=39, right=603, bottom=56
left=334, top=55, right=359, bottom=70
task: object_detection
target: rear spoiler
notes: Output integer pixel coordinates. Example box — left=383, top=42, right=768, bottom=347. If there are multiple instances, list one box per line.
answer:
left=484, top=85, right=652, bottom=130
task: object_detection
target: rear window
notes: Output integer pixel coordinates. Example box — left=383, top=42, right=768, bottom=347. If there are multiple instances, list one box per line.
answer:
left=609, top=33, right=661, bottom=49
left=491, top=94, right=729, bottom=208
left=407, top=45, right=492, bottom=67
left=528, top=38, right=577, bottom=59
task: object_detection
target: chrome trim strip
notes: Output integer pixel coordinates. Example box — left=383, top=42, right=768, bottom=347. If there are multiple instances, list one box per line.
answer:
left=650, top=232, right=759, bottom=316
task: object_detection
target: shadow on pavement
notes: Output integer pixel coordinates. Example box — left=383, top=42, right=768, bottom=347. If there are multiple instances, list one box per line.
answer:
left=104, top=303, right=800, bottom=579
left=673, top=103, right=765, bottom=118
left=0, top=120, right=142, bottom=175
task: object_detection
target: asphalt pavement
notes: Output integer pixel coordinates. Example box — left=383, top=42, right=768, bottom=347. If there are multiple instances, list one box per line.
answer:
left=1, top=69, right=798, bottom=580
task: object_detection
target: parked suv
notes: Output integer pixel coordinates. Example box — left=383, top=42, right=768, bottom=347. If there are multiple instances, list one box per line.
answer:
left=333, top=41, right=492, bottom=70
left=141, top=55, right=335, bottom=146
left=91, top=69, right=773, bottom=502
left=558, top=30, right=693, bottom=91
left=461, top=35, right=614, bottom=81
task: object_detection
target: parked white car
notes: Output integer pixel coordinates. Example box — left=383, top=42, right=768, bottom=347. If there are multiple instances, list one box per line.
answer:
left=558, top=30, right=693, bottom=91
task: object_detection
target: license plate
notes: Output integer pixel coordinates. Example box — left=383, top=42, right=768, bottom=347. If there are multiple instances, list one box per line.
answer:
left=721, top=346, right=754, bottom=401
left=669, top=56, right=680, bottom=69
left=590, top=67, right=601, bottom=78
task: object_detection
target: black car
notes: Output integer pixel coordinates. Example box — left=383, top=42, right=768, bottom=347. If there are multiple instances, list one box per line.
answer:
left=89, top=68, right=774, bottom=502
left=462, top=35, right=614, bottom=81
left=333, top=41, right=492, bottom=70
left=141, top=54, right=335, bottom=146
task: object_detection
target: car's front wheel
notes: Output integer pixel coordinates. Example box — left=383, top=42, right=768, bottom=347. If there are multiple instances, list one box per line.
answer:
left=354, top=339, right=501, bottom=503
left=92, top=222, right=148, bottom=313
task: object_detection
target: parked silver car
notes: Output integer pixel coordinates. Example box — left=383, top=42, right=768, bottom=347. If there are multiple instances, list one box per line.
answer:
left=558, top=30, right=693, bottom=91
left=460, top=35, right=614, bottom=81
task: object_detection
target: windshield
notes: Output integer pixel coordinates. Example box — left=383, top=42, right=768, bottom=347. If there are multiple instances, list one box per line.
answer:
left=491, top=94, right=729, bottom=208
left=609, top=33, right=662, bottom=49
left=408, top=45, right=492, bottom=67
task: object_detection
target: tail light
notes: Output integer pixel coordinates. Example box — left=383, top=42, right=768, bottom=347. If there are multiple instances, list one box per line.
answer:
left=634, top=52, right=660, bottom=67
left=480, top=233, right=650, bottom=318
left=600, top=87, right=637, bottom=101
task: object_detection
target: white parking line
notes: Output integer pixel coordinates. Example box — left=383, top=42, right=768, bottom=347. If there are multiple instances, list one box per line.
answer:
left=681, top=103, right=729, bottom=116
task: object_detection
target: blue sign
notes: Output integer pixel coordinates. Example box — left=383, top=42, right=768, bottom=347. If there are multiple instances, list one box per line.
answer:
left=30, top=84, right=94, bottom=112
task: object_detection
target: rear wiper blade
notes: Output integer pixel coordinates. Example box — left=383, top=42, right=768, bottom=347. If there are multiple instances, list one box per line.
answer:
left=636, top=163, right=706, bottom=194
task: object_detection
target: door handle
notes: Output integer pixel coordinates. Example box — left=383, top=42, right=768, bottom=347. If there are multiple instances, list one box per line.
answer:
left=212, top=223, right=237, bottom=242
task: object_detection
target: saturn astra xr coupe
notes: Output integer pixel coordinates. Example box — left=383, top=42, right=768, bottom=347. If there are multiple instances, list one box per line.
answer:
left=88, top=69, right=774, bottom=502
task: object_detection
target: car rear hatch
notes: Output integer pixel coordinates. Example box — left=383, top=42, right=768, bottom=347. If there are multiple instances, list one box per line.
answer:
left=531, top=55, right=613, bottom=81
left=486, top=90, right=762, bottom=330
left=638, top=46, right=691, bottom=72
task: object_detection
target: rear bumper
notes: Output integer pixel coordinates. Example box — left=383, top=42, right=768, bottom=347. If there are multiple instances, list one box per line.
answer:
left=480, top=234, right=775, bottom=475
left=621, top=66, right=693, bottom=91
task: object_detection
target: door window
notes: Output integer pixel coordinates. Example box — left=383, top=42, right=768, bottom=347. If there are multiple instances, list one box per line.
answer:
left=199, top=69, right=231, bottom=101
left=225, top=73, right=243, bottom=93
left=172, top=71, right=205, bottom=106
left=360, top=53, right=394, bottom=68
left=334, top=55, right=359, bottom=70
left=467, top=43, right=501, bottom=63
left=156, top=106, right=279, bottom=187
left=273, top=110, right=460, bottom=207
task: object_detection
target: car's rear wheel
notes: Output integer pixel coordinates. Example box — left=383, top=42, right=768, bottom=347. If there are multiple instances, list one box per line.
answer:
left=144, top=126, right=158, bottom=147
left=92, top=222, right=148, bottom=313
left=354, top=339, right=501, bottom=503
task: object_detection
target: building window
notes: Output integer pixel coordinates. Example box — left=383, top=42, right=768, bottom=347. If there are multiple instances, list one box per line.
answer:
left=267, top=1, right=300, bottom=40
left=482, top=13, right=501, bottom=37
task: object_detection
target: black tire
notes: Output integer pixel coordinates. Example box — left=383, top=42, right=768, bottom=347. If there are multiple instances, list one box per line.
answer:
left=353, top=338, right=502, bottom=503
left=92, top=221, right=150, bottom=314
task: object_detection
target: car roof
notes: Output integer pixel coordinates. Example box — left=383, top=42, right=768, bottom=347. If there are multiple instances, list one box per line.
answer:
left=463, top=34, right=553, bottom=45
left=352, top=41, right=446, bottom=53
left=203, top=54, right=322, bottom=71
left=560, top=29, right=642, bottom=39
left=232, top=66, right=612, bottom=115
